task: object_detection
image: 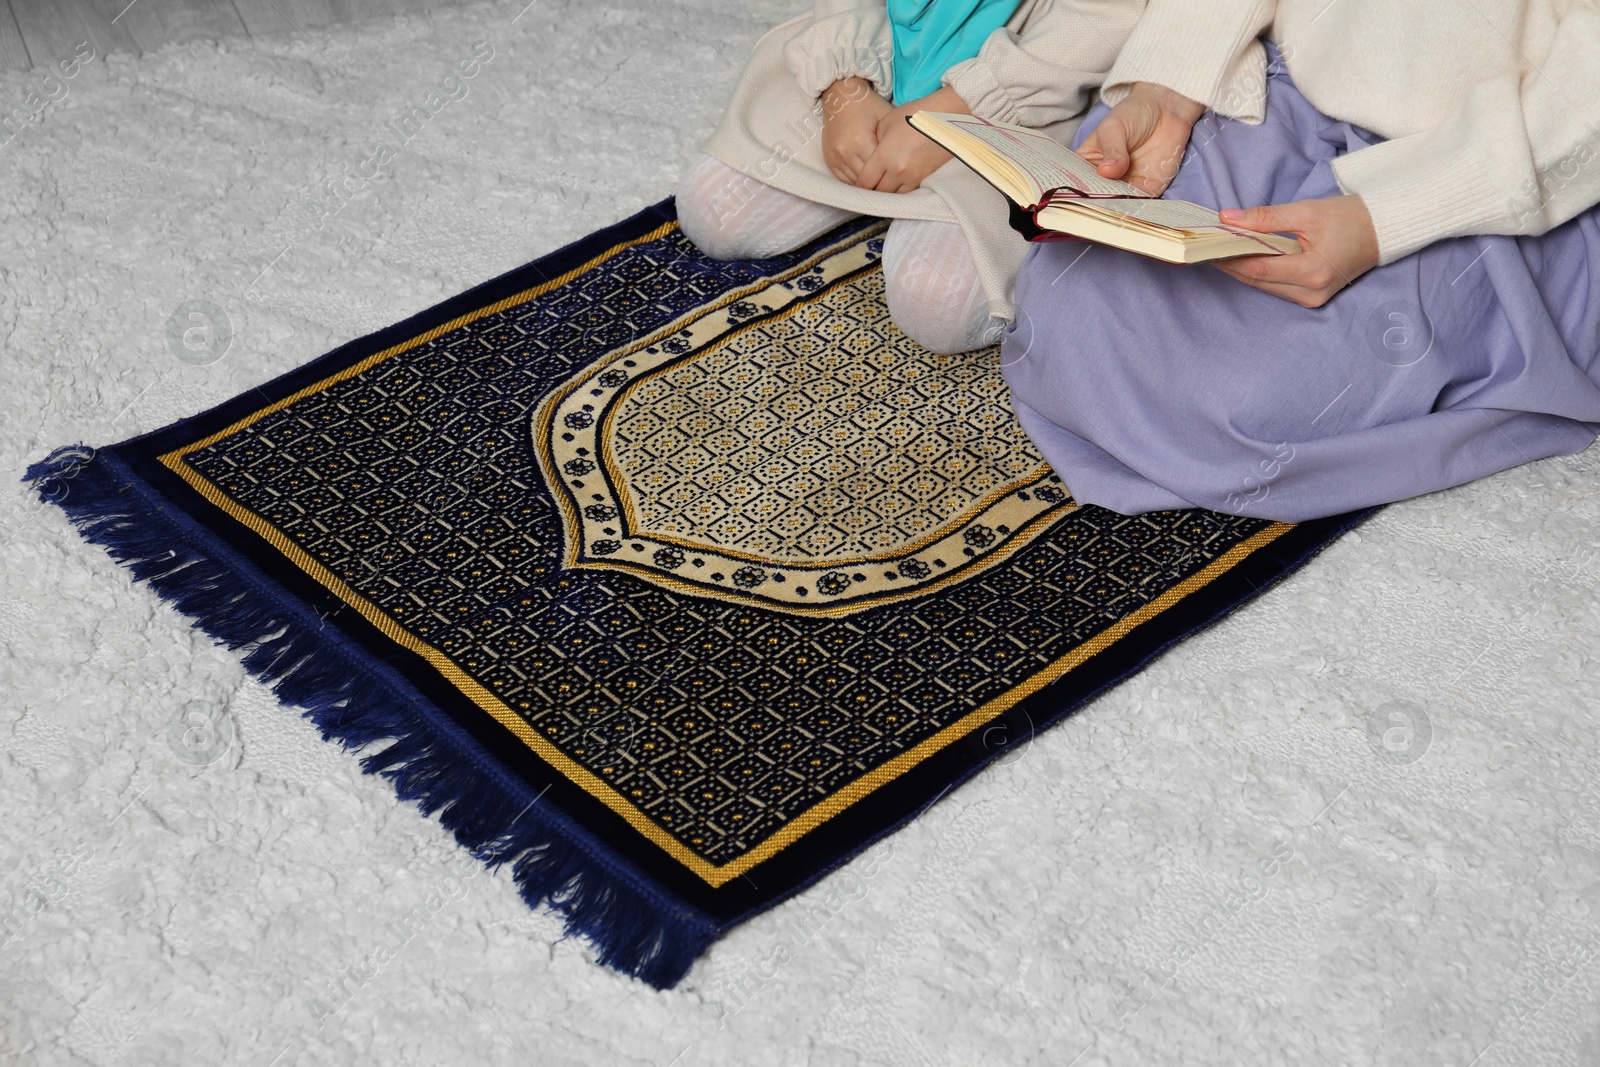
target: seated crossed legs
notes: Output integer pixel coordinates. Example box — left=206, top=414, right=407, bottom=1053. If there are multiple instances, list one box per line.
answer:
left=675, top=152, right=1005, bottom=355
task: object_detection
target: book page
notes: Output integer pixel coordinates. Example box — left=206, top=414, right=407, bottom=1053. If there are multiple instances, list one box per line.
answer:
left=1042, top=199, right=1300, bottom=257
left=1063, top=197, right=1295, bottom=247
left=934, top=115, right=1145, bottom=201
left=1084, top=197, right=1226, bottom=231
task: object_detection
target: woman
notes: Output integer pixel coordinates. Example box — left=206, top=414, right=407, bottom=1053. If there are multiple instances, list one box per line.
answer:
left=1001, top=0, right=1600, bottom=521
left=678, top=0, right=1145, bottom=353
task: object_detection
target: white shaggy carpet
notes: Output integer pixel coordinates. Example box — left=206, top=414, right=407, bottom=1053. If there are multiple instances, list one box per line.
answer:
left=3, top=3, right=1599, bottom=1064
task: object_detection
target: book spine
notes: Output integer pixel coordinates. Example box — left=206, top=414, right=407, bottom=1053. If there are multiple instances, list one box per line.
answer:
left=1006, top=200, right=1087, bottom=245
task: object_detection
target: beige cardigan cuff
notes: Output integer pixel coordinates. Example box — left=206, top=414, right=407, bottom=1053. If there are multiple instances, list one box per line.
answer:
left=1333, top=11, right=1600, bottom=263
left=782, top=7, right=895, bottom=103
left=937, top=0, right=1146, bottom=128
left=1101, top=0, right=1274, bottom=122
left=1331, top=135, right=1516, bottom=264
left=941, top=53, right=1011, bottom=123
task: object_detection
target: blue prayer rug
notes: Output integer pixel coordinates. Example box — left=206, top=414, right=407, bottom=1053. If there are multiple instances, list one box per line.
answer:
left=24, top=200, right=1373, bottom=988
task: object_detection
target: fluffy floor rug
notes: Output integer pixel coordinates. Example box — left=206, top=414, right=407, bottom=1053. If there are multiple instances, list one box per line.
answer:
left=2, top=1, right=1598, bottom=1064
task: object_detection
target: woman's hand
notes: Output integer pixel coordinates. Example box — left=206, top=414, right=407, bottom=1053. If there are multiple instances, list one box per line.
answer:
left=821, top=77, right=893, bottom=185
left=854, top=85, right=971, bottom=193
left=1076, top=81, right=1206, bottom=197
left=1212, top=196, right=1380, bottom=307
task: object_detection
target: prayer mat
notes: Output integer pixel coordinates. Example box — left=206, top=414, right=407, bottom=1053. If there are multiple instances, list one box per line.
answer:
left=24, top=200, right=1375, bottom=988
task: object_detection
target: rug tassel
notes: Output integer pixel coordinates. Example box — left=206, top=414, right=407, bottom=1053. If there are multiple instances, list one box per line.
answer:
left=22, top=444, right=717, bottom=989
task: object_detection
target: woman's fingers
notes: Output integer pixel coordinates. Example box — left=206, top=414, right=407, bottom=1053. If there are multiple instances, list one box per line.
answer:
left=1082, top=116, right=1132, bottom=179
left=1213, top=196, right=1379, bottom=307
left=1211, top=261, right=1319, bottom=306
left=1213, top=256, right=1297, bottom=290
left=1126, top=138, right=1185, bottom=196
left=1212, top=247, right=1342, bottom=308
left=1218, top=202, right=1303, bottom=235
left=1215, top=251, right=1313, bottom=289
left=1077, top=84, right=1203, bottom=197
left=1213, top=253, right=1342, bottom=307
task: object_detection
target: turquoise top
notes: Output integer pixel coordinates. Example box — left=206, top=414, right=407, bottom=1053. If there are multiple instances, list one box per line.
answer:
left=886, top=0, right=1021, bottom=106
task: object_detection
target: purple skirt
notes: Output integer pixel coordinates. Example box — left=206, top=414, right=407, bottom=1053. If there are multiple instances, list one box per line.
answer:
left=1001, top=54, right=1600, bottom=522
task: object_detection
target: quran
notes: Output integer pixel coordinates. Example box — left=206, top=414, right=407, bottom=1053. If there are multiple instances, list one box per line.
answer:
left=908, top=111, right=1302, bottom=264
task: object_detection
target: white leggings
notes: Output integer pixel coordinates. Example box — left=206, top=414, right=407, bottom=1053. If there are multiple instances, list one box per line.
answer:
left=674, top=153, right=1004, bottom=354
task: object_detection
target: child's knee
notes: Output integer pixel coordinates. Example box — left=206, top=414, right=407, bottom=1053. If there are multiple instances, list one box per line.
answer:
left=888, top=296, right=1001, bottom=354
left=882, top=246, right=1000, bottom=353
left=676, top=199, right=742, bottom=260
left=675, top=155, right=765, bottom=260
left=882, top=280, right=948, bottom=352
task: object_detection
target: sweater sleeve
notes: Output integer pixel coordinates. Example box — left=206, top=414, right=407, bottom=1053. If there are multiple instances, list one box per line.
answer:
left=782, top=0, right=896, bottom=103
left=1331, top=6, right=1600, bottom=263
left=936, top=0, right=1147, bottom=128
left=1099, top=0, right=1274, bottom=122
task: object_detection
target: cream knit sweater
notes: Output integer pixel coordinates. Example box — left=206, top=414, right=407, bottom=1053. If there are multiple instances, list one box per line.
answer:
left=699, top=0, right=1146, bottom=320
left=1100, top=0, right=1600, bottom=263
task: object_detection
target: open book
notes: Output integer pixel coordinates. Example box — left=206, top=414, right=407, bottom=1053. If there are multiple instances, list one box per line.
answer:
left=907, top=111, right=1301, bottom=264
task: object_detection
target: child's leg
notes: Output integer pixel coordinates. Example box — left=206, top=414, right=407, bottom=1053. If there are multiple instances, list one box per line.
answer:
left=676, top=153, right=858, bottom=260
left=882, top=218, right=1006, bottom=355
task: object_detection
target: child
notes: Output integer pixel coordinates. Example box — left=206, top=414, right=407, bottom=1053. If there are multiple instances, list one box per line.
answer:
left=676, top=0, right=1145, bottom=354
left=1001, top=0, right=1600, bottom=522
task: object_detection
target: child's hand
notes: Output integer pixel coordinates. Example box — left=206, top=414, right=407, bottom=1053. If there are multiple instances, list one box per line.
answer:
left=1077, top=81, right=1206, bottom=197
left=855, top=85, right=969, bottom=193
left=821, top=77, right=893, bottom=185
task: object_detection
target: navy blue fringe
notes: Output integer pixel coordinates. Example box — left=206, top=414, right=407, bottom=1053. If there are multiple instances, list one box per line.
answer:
left=22, top=443, right=716, bottom=989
